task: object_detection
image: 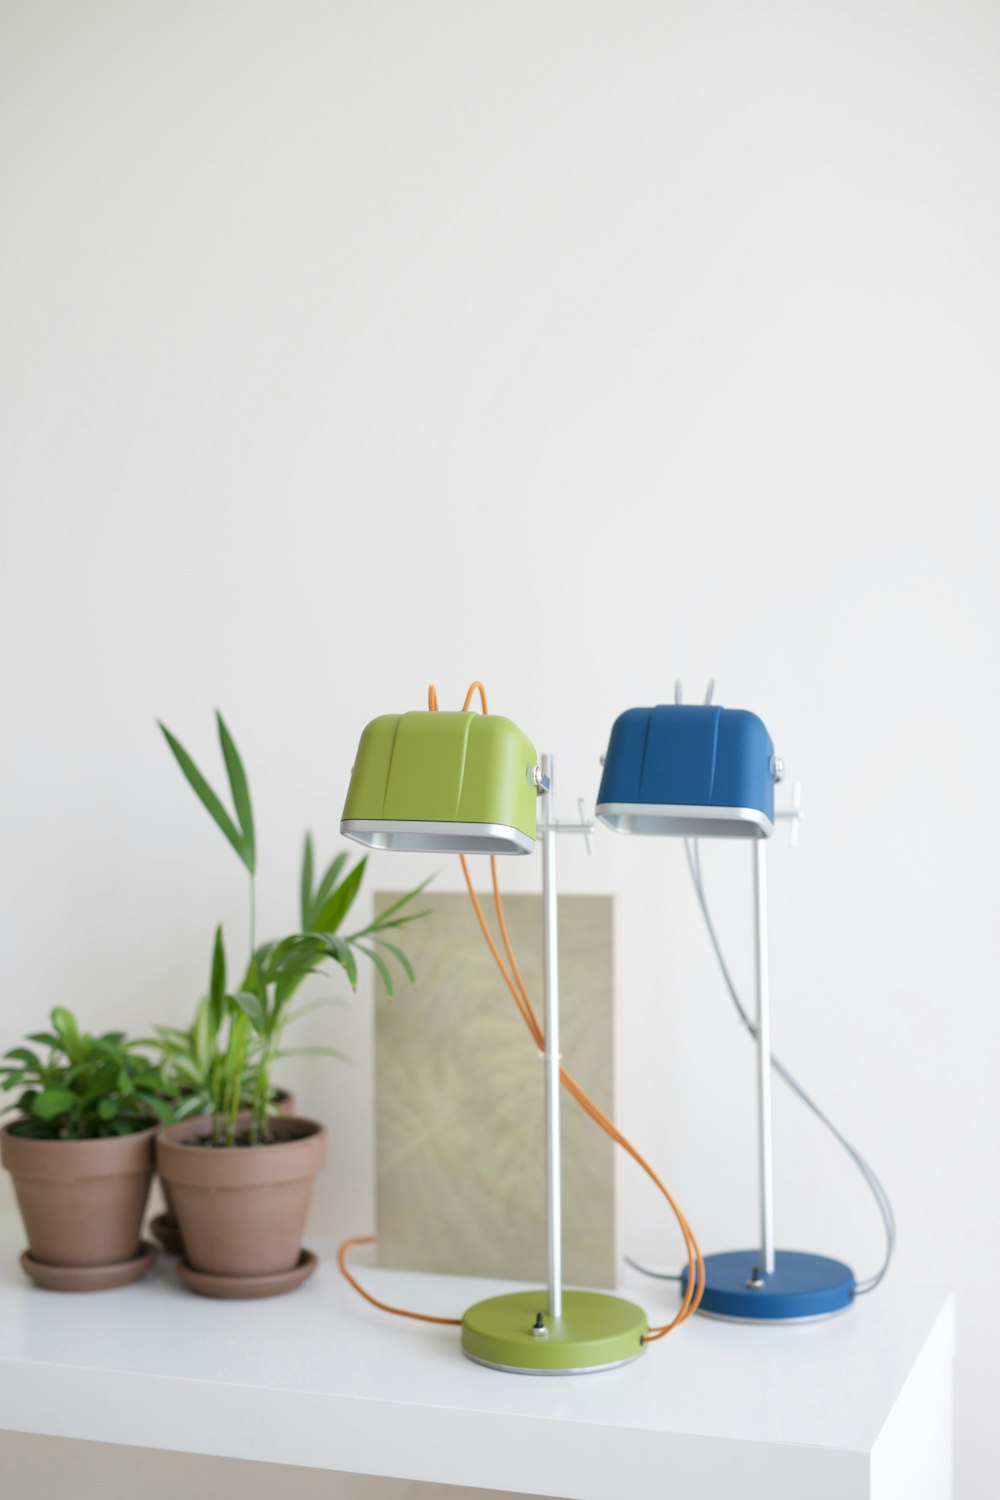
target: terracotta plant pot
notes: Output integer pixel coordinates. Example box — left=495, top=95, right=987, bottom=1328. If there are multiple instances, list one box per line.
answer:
left=1, top=1122, right=158, bottom=1290
left=156, top=1113, right=324, bottom=1298
left=151, top=1090, right=296, bottom=1256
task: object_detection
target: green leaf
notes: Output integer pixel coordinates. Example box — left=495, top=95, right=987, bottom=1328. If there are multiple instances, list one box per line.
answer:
left=350, top=877, right=434, bottom=938
left=158, top=721, right=251, bottom=871
left=192, top=1001, right=210, bottom=1071
left=131, top=1070, right=165, bottom=1091
left=25, top=1032, right=60, bottom=1048
left=273, top=968, right=327, bottom=1006
left=134, top=1093, right=175, bottom=1122
left=154, top=1025, right=189, bottom=1047
left=216, top=711, right=255, bottom=874
left=352, top=909, right=430, bottom=937
left=268, top=935, right=327, bottom=980
left=174, top=1092, right=210, bottom=1120
left=321, top=934, right=358, bottom=988
left=11, top=1115, right=53, bottom=1138
left=50, top=1007, right=84, bottom=1062
left=97, top=1097, right=119, bottom=1121
left=313, top=857, right=367, bottom=935
left=81, top=1066, right=119, bottom=1100
left=312, top=852, right=349, bottom=918
left=354, top=943, right=394, bottom=997
left=241, top=953, right=263, bottom=996
left=209, top=926, right=227, bottom=1031
left=251, top=941, right=276, bottom=980
left=267, top=932, right=323, bottom=965
left=172, top=1057, right=206, bottom=1087
left=90, top=1037, right=127, bottom=1060
left=300, top=833, right=315, bottom=928
left=232, top=990, right=266, bottom=1034
left=369, top=937, right=416, bottom=985
left=31, top=1087, right=78, bottom=1119
left=3, top=1047, right=42, bottom=1069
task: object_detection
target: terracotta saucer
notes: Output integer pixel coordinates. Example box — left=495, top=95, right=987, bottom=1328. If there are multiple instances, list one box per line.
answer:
left=20, top=1240, right=158, bottom=1292
left=149, top=1213, right=185, bottom=1256
left=177, top=1248, right=318, bottom=1300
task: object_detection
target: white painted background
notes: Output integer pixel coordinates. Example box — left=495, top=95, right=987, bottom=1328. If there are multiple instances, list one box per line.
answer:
left=1, top=1, right=997, bottom=1494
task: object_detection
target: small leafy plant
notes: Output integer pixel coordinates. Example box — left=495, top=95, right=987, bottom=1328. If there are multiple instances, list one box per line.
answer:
left=159, top=712, right=428, bottom=1145
left=154, top=928, right=231, bottom=1122
left=0, top=1007, right=175, bottom=1140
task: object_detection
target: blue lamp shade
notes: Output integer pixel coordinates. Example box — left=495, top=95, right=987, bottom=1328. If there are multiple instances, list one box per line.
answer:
left=596, top=705, right=776, bottom=838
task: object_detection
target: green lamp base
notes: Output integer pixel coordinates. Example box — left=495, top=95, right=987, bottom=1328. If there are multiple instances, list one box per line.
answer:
left=461, top=1288, right=647, bottom=1374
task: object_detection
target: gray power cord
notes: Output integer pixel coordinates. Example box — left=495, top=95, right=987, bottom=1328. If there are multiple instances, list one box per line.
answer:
left=626, top=838, right=895, bottom=1296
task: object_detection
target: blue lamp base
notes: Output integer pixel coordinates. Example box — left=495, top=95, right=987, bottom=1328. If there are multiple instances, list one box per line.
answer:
left=681, top=1250, right=855, bottom=1322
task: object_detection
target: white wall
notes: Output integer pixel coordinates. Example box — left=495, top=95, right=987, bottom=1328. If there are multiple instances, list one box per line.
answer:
left=1, top=1, right=997, bottom=1492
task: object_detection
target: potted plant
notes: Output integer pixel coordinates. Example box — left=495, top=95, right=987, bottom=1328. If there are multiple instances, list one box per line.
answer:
left=154, top=712, right=426, bottom=1298
left=147, top=887, right=335, bottom=1253
left=148, top=928, right=245, bottom=1253
left=0, top=1007, right=175, bottom=1290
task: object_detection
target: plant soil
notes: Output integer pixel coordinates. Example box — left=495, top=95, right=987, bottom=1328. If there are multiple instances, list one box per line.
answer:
left=193, top=1129, right=311, bottom=1148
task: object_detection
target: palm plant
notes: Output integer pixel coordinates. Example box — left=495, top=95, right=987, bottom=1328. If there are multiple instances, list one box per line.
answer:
left=159, top=712, right=427, bottom=1144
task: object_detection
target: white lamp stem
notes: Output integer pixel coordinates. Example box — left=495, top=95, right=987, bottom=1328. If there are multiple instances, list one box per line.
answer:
left=540, top=751, right=563, bottom=1321
left=753, top=838, right=776, bottom=1276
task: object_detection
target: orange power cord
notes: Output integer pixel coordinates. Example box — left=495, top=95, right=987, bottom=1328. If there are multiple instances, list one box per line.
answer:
left=338, top=680, right=704, bottom=1339
left=338, top=1235, right=462, bottom=1326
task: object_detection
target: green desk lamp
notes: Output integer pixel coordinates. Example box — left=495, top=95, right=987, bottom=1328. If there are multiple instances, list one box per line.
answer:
left=341, top=703, right=648, bottom=1373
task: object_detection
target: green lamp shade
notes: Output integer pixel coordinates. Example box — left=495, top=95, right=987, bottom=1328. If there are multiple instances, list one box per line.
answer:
left=341, top=711, right=539, bottom=854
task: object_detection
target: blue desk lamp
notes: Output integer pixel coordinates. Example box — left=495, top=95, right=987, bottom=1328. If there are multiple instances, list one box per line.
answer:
left=597, top=698, right=856, bottom=1321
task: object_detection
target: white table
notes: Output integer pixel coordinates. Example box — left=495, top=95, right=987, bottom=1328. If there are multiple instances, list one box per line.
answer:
left=0, top=1216, right=953, bottom=1499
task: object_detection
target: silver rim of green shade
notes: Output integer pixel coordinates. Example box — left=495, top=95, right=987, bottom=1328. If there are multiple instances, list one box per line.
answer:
left=340, top=819, right=535, bottom=855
